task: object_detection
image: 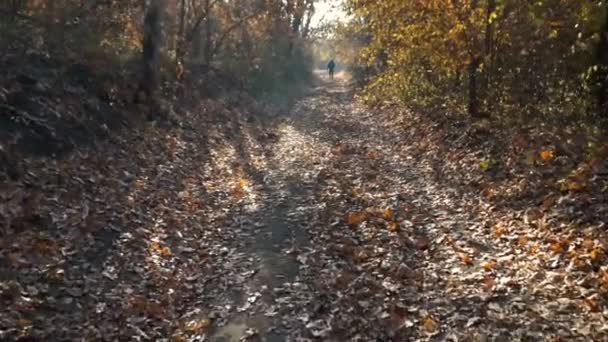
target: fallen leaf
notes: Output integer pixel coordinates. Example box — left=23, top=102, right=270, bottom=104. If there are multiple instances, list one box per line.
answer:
left=415, top=236, right=430, bottom=250
left=483, top=276, right=496, bottom=291
left=346, top=212, right=368, bottom=226
left=161, top=247, right=173, bottom=257
left=550, top=239, right=569, bottom=254
left=17, top=318, right=33, bottom=328
left=422, top=316, right=438, bottom=333
left=540, top=149, right=555, bottom=161
left=583, top=296, right=601, bottom=312
left=493, top=224, right=508, bottom=239
left=482, top=260, right=497, bottom=271
left=185, top=317, right=211, bottom=333
left=387, top=222, right=399, bottom=232
left=382, top=208, right=394, bottom=220
left=460, top=253, right=473, bottom=266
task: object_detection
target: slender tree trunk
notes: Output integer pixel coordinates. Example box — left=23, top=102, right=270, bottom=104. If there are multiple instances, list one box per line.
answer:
left=137, top=0, right=163, bottom=103
left=204, top=0, right=212, bottom=65
left=176, top=0, right=187, bottom=62
left=482, top=0, right=495, bottom=113
left=596, top=7, right=608, bottom=121
left=468, top=57, right=480, bottom=117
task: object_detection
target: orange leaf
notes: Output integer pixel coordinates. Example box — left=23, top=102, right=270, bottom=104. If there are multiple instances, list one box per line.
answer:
left=482, top=260, right=497, bottom=271
left=550, top=239, right=569, bottom=254
left=387, top=222, right=399, bottom=232
left=150, top=241, right=162, bottom=252
left=346, top=212, right=368, bottom=226
left=459, top=253, right=473, bottom=265
left=493, top=224, right=508, bottom=239
left=382, top=208, right=395, bottom=220
left=540, top=149, right=555, bottom=161
left=590, top=247, right=604, bottom=262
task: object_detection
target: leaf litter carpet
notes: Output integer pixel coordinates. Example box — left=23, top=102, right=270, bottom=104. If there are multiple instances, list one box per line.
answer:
left=1, top=79, right=607, bottom=341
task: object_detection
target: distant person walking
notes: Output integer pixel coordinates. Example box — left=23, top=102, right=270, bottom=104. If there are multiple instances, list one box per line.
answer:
left=327, top=59, right=336, bottom=80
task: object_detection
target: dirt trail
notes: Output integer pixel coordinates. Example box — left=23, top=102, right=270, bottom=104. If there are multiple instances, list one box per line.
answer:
left=2, top=71, right=606, bottom=341
left=210, top=71, right=607, bottom=341
left=210, top=73, right=344, bottom=340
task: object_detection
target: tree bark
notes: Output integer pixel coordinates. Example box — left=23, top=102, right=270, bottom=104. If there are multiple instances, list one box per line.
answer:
left=596, top=7, right=608, bottom=121
left=482, top=0, right=495, bottom=113
left=468, top=57, right=480, bottom=117
left=204, top=0, right=212, bottom=65
left=136, top=0, right=163, bottom=104
left=176, top=0, right=187, bottom=62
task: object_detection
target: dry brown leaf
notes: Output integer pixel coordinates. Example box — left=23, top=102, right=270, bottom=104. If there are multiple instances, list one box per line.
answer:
left=483, top=276, right=496, bottom=291
left=185, top=318, right=211, bottom=333
left=34, top=239, right=55, bottom=255
left=518, top=235, right=530, bottom=247
left=415, top=236, right=430, bottom=250
left=550, top=239, right=569, bottom=254
left=460, top=253, right=473, bottom=266
left=590, top=247, right=604, bottom=262
left=161, top=246, right=173, bottom=257
left=482, top=260, right=497, bottom=271
left=346, top=212, right=368, bottom=226
left=493, top=224, right=508, bottom=239
left=422, top=316, right=438, bottom=333
left=540, top=194, right=558, bottom=211
left=583, top=296, right=601, bottom=312
left=387, top=221, right=399, bottom=232
left=150, top=241, right=162, bottom=252
left=17, top=318, right=33, bottom=328
left=382, top=208, right=394, bottom=220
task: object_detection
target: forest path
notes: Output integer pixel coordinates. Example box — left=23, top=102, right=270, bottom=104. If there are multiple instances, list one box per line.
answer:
left=210, top=70, right=606, bottom=341
left=210, top=72, right=351, bottom=340
left=3, top=70, right=605, bottom=341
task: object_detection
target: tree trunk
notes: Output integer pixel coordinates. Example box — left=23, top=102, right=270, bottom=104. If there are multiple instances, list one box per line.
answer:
left=596, top=7, right=608, bottom=121
left=204, top=0, right=212, bottom=65
left=136, top=0, right=163, bottom=104
left=176, top=0, right=187, bottom=62
left=482, top=0, right=495, bottom=113
left=468, top=57, right=480, bottom=117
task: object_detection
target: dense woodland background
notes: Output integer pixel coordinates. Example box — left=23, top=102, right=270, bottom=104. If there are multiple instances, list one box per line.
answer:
left=334, top=1, right=608, bottom=131
left=0, top=0, right=317, bottom=110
